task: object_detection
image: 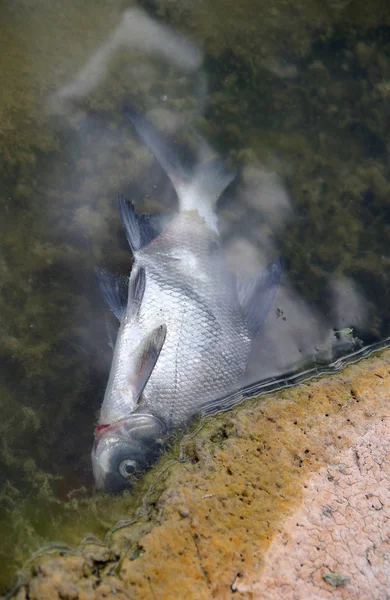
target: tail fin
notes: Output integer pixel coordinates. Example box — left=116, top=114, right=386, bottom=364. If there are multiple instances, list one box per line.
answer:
left=123, top=108, right=234, bottom=230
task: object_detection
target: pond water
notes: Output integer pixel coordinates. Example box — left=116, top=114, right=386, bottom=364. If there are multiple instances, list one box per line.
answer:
left=1, top=0, right=389, bottom=594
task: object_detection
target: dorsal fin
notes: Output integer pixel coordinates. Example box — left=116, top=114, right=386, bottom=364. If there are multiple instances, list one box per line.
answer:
left=95, top=269, right=128, bottom=320
left=137, top=212, right=172, bottom=245
left=237, top=258, right=282, bottom=337
left=118, top=194, right=172, bottom=251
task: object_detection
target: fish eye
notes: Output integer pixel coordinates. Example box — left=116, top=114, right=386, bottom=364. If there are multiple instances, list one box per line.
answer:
left=119, top=459, right=138, bottom=479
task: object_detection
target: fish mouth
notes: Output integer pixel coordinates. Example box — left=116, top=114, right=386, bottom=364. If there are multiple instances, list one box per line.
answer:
left=92, top=413, right=167, bottom=491
left=92, top=413, right=167, bottom=466
left=94, top=413, right=167, bottom=445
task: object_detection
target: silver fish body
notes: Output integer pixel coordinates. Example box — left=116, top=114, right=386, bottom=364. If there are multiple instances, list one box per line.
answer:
left=101, top=213, right=251, bottom=428
left=92, top=110, right=281, bottom=491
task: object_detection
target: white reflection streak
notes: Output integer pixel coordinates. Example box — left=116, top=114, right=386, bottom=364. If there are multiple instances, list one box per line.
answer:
left=328, top=276, right=368, bottom=330
left=248, top=285, right=332, bottom=381
left=49, top=7, right=203, bottom=110
left=223, top=163, right=364, bottom=383
left=45, top=5, right=371, bottom=385
left=240, top=163, right=292, bottom=231
left=247, top=273, right=369, bottom=384
left=224, top=162, right=292, bottom=276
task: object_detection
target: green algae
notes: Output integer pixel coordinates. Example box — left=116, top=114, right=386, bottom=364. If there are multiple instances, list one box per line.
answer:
left=322, top=570, right=351, bottom=586
left=1, top=0, right=390, bottom=595
left=0, top=422, right=209, bottom=595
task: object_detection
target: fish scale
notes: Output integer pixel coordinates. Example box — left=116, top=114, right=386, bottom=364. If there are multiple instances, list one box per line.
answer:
left=91, top=110, right=281, bottom=491
left=129, top=216, right=248, bottom=426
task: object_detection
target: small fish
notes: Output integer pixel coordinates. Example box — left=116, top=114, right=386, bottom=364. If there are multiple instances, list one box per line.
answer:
left=91, top=109, right=281, bottom=491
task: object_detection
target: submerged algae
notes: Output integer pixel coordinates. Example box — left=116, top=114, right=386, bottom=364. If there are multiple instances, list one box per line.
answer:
left=1, top=0, right=390, bottom=595
left=0, top=1, right=122, bottom=174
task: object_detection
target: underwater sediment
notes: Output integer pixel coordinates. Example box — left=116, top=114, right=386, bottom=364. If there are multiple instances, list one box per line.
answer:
left=7, top=348, right=390, bottom=599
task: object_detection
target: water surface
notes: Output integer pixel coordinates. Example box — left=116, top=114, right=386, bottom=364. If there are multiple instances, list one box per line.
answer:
left=1, top=0, right=389, bottom=593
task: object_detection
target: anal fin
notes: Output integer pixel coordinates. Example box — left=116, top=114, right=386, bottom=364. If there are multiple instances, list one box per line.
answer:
left=118, top=194, right=171, bottom=251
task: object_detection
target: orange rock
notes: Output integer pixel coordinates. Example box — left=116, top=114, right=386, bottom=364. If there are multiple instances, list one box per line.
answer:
left=13, top=350, right=390, bottom=599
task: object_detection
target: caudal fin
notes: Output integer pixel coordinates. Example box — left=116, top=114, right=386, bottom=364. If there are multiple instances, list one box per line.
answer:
left=123, top=108, right=234, bottom=230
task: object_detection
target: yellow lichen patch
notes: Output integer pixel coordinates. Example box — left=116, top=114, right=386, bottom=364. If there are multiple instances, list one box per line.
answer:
left=9, top=349, right=390, bottom=598
left=105, top=351, right=390, bottom=598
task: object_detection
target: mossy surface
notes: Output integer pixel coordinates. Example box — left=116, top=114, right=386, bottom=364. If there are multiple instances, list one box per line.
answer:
left=1, top=0, right=390, bottom=595
left=7, top=349, right=390, bottom=599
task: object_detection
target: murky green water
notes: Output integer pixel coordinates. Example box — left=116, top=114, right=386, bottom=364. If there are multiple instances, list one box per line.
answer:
left=1, top=0, right=390, bottom=594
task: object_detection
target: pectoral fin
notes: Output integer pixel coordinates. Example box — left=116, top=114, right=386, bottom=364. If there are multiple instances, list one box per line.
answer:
left=95, top=269, right=128, bottom=320
left=131, top=324, right=167, bottom=405
left=237, top=258, right=282, bottom=337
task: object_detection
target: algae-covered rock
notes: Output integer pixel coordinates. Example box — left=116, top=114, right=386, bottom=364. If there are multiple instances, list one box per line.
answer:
left=7, top=349, right=390, bottom=599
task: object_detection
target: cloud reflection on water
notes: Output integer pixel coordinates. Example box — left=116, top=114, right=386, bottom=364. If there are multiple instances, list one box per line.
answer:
left=47, top=5, right=371, bottom=393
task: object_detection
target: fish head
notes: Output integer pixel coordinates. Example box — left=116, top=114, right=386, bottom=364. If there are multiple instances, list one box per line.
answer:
left=91, top=414, right=166, bottom=492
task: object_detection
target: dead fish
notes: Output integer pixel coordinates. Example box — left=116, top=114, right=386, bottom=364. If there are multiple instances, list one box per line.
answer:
left=91, top=109, right=281, bottom=491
